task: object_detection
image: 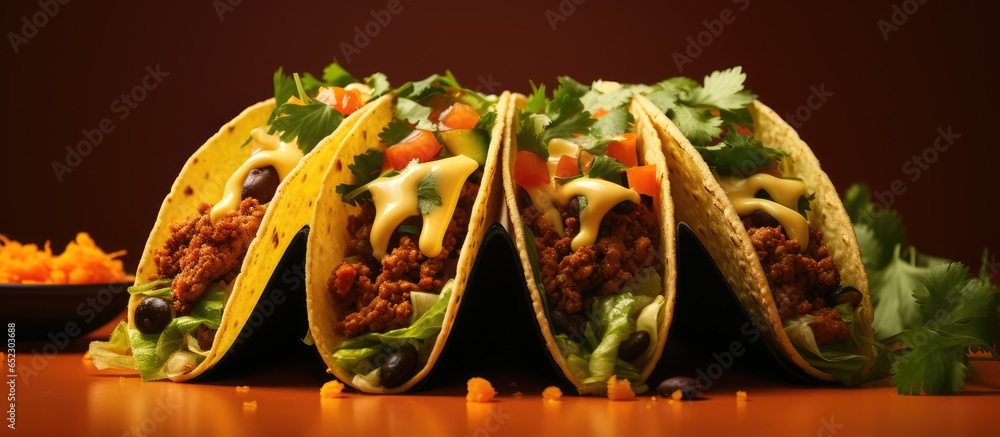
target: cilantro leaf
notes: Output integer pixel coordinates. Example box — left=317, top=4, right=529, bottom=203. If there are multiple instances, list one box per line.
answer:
left=546, top=76, right=589, bottom=123
left=395, top=72, right=460, bottom=101
left=670, top=105, right=722, bottom=145
left=580, top=84, right=632, bottom=113
left=694, top=130, right=788, bottom=176
left=365, top=72, right=391, bottom=100
left=474, top=111, right=497, bottom=132
left=844, top=184, right=907, bottom=268
left=798, top=192, right=816, bottom=216
left=335, top=149, right=384, bottom=206
left=269, top=102, right=345, bottom=153
left=269, top=67, right=297, bottom=125
left=683, top=66, right=758, bottom=110
left=524, top=82, right=548, bottom=114
left=379, top=118, right=413, bottom=146
left=591, top=106, right=633, bottom=137
left=588, top=155, right=628, bottom=181
left=395, top=98, right=432, bottom=124
left=416, top=172, right=442, bottom=214
left=644, top=89, right=679, bottom=113
left=323, top=62, right=358, bottom=87
left=516, top=112, right=550, bottom=159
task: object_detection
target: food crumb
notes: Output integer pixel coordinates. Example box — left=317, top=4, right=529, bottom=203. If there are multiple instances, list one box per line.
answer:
left=320, top=380, right=346, bottom=398
left=606, top=376, right=635, bottom=401
left=466, top=377, right=496, bottom=402
left=513, top=391, right=523, bottom=398
left=118, top=377, right=126, bottom=385
left=670, top=389, right=683, bottom=401
left=650, top=396, right=657, bottom=402
left=82, top=351, right=92, bottom=361
left=736, top=390, right=748, bottom=402
left=542, top=386, right=563, bottom=400
left=668, top=399, right=676, bottom=405
left=235, top=386, right=250, bottom=393
left=242, top=401, right=257, bottom=411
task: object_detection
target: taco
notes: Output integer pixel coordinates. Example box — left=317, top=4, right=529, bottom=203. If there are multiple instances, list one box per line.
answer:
left=88, top=63, right=389, bottom=381
left=306, top=73, right=510, bottom=393
left=632, top=67, right=875, bottom=383
left=502, top=78, right=676, bottom=395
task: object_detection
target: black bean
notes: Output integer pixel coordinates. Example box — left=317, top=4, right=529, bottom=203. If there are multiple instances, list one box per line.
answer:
left=612, top=200, right=636, bottom=215
left=381, top=345, right=418, bottom=389
left=241, top=166, right=280, bottom=203
left=135, top=297, right=172, bottom=334
left=656, top=376, right=705, bottom=399
left=831, top=285, right=863, bottom=307
left=618, top=331, right=651, bottom=361
left=550, top=309, right=586, bottom=341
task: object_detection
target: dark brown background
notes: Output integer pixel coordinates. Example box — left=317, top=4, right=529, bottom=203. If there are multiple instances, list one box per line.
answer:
left=2, top=0, right=996, bottom=273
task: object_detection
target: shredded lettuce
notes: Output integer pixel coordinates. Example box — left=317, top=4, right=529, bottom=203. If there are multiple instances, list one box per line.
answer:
left=331, top=281, right=453, bottom=379
left=127, top=278, right=172, bottom=297
left=784, top=303, right=889, bottom=386
left=409, top=291, right=440, bottom=323
left=88, top=285, right=226, bottom=381
left=636, top=295, right=665, bottom=363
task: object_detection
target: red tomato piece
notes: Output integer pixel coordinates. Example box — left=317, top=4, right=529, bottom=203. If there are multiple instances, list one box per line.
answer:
left=438, top=102, right=481, bottom=131
left=384, top=130, right=442, bottom=170
left=626, top=165, right=659, bottom=198
left=606, top=133, right=638, bottom=167
left=555, top=154, right=580, bottom=178
left=514, top=151, right=550, bottom=188
left=314, top=87, right=364, bottom=115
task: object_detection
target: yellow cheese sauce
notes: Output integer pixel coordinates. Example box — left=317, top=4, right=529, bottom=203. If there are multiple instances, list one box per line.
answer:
left=210, top=127, right=304, bottom=223
left=717, top=173, right=810, bottom=250
left=368, top=155, right=479, bottom=259
left=523, top=138, right=641, bottom=251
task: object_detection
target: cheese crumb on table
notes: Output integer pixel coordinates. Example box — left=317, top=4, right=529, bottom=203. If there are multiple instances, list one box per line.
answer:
left=736, top=390, right=748, bottom=402
left=606, top=376, right=635, bottom=401
left=466, top=377, right=496, bottom=402
left=320, top=380, right=346, bottom=398
left=242, top=401, right=257, bottom=411
left=235, top=386, right=250, bottom=393
left=542, top=386, right=563, bottom=400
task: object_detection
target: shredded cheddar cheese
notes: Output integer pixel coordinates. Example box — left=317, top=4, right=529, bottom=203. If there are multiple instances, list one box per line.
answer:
left=670, top=389, right=683, bottom=401
left=0, top=233, right=127, bottom=284
left=736, top=390, right=748, bottom=402
left=235, top=386, right=250, bottom=393
left=542, top=386, right=563, bottom=400
left=320, top=380, right=345, bottom=398
left=466, top=377, right=496, bottom=402
left=606, top=376, right=635, bottom=401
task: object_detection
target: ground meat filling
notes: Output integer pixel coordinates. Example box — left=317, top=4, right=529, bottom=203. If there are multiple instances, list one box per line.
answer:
left=519, top=189, right=660, bottom=315
left=329, top=172, right=480, bottom=337
left=152, top=197, right=266, bottom=314
left=742, top=213, right=848, bottom=345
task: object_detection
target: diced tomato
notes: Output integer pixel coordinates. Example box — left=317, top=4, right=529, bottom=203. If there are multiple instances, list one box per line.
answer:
left=591, top=108, right=609, bottom=119
left=734, top=124, right=754, bottom=136
left=384, top=130, right=442, bottom=170
left=606, top=133, right=638, bottom=167
left=580, top=151, right=595, bottom=173
left=555, top=154, right=580, bottom=178
left=626, top=165, right=659, bottom=198
left=514, top=151, right=550, bottom=188
left=438, top=102, right=481, bottom=131
left=757, top=161, right=783, bottom=178
left=314, top=87, right=364, bottom=115
left=423, top=94, right=451, bottom=122
left=710, top=109, right=721, bottom=117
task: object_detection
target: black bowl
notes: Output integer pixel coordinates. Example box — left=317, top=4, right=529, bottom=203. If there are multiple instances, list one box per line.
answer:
left=0, top=282, right=132, bottom=343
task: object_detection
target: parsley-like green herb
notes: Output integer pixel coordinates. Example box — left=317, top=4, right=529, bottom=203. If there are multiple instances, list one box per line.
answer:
left=395, top=98, right=432, bottom=125
left=395, top=72, right=461, bottom=101
left=516, top=112, right=550, bottom=159
left=335, top=149, right=384, bottom=206
left=416, top=172, right=442, bottom=214
left=365, top=72, right=391, bottom=100
left=397, top=225, right=420, bottom=235
left=694, top=130, right=789, bottom=176
left=591, top=107, right=633, bottom=137
left=269, top=101, right=345, bottom=154
left=379, top=118, right=414, bottom=146
left=475, top=111, right=497, bottom=132
left=588, top=155, right=628, bottom=181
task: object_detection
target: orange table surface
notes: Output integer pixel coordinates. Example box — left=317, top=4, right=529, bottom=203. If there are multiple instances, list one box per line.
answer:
left=6, top=317, right=998, bottom=437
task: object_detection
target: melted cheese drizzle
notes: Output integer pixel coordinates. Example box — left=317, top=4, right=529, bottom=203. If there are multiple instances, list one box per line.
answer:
left=718, top=174, right=810, bottom=250
left=524, top=138, right=641, bottom=251
left=210, top=127, right=304, bottom=223
left=368, top=155, right=479, bottom=259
